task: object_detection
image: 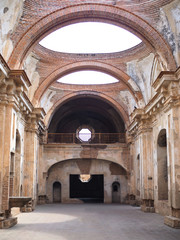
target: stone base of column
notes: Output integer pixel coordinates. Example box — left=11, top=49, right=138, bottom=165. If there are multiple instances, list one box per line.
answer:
left=141, top=199, right=155, bottom=213
left=37, top=195, right=48, bottom=205
left=20, top=199, right=34, bottom=212
left=141, top=205, right=155, bottom=212
left=20, top=206, right=33, bottom=212
left=0, top=217, right=17, bottom=229
left=164, top=216, right=180, bottom=228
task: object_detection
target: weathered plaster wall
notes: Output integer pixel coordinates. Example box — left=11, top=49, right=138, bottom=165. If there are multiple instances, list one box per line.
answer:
left=158, top=0, right=180, bottom=66
left=40, top=88, right=62, bottom=114
left=0, top=0, right=24, bottom=61
left=152, top=110, right=171, bottom=216
left=23, top=53, right=40, bottom=101
left=117, top=90, right=137, bottom=115
left=38, top=143, right=130, bottom=200
left=130, top=138, right=141, bottom=199
left=127, top=53, right=155, bottom=104
left=46, top=159, right=128, bottom=203
left=131, top=104, right=180, bottom=216
left=14, top=114, right=26, bottom=196
left=41, top=143, right=130, bottom=173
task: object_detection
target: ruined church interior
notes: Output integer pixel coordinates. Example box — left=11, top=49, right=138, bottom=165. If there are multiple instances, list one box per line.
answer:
left=0, top=0, right=180, bottom=238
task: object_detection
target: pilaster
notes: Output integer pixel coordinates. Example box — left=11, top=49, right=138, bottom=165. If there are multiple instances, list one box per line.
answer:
left=128, top=67, right=180, bottom=226
left=23, top=109, right=45, bottom=204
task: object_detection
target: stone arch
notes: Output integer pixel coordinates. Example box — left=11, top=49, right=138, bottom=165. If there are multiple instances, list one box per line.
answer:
left=44, top=91, right=129, bottom=129
left=46, top=158, right=128, bottom=203
left=8, top=4, right=176, bottom=70
left=33, top=61, right=142, bottom=106
left=157, top=129, right=168, bottom=201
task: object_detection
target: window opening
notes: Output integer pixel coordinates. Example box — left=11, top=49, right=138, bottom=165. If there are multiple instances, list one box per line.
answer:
left=57, top=70, right=119, bottom=85
left=78, top=128, right=91, bottom=142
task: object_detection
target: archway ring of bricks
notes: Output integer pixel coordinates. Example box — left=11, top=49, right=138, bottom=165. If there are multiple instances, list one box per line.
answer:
left=8, top=3, right=176, bottom=70
left=33, top=61, right=143, bottom=106
left=45, top=90, right=129, bottom=127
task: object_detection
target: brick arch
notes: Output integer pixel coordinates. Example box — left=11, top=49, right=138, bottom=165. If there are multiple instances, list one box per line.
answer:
left=44, top=91, right=129, bottom=127
left=8, top=3, right=176, bottom=70
left=33, top=61, right=143, bottom=106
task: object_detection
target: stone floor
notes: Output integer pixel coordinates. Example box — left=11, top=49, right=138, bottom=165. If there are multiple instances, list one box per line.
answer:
left=0, top=204, right=180, bottom=240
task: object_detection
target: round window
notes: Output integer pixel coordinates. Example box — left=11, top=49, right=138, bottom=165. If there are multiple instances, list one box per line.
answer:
left=78, top=128, right=91, bottom=142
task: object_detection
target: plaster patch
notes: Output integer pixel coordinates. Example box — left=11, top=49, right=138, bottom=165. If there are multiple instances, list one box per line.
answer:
left=40, top=89, right=57, bottom=111
left=118, top=90, right=136, bottom=114
left=158, top=8, right=176, bottom=56
left=0, top=0, right=24, bottom=61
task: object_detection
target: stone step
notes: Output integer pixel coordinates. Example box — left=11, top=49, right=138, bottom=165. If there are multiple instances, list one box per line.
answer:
left=0, top=217, right=17, bottom=229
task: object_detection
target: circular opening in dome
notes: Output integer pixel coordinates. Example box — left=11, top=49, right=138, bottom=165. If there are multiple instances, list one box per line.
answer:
left=39, top=22, right=142, bottom=54
left=78, top=128, right=92, bottom=142
left=57, top=70, right=119, bottom=85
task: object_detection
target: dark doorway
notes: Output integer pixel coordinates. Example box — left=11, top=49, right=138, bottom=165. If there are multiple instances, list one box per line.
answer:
left=112, top=182, right=121, bottom=203
left=53, top=182, right=61, bottom=202
left=70, top=174, right=104, bottom=203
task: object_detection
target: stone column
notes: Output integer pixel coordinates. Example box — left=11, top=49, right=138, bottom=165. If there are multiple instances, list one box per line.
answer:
left=0, top=85, right=18, bottom=228
left=0, top=102, right=6, bottom=213
left=23, top=112, right=43, bottom=211
left=24, top=126, right=36, bottom=197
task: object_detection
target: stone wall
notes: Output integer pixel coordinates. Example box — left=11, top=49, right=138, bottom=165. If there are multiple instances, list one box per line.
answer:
left=46, top=159, right=128, bottom=204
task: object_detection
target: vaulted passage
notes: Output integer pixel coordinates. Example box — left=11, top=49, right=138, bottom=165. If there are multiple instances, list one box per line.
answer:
left=48, top=96, right=125, bottom=143
left=48, top=96, right=125, bottom=134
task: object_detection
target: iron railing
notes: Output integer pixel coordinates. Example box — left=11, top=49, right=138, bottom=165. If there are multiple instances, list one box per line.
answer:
left=47, top=133, right=126, bottom=144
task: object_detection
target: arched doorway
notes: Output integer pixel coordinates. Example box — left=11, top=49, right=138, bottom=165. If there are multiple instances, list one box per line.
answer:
left=46, top=159, right=128, bottom=203
left=53, top=182, right=61, bottom=203
left=157, top=129, right=168, bottom=200
left=112, top=182, right=121, bottom=203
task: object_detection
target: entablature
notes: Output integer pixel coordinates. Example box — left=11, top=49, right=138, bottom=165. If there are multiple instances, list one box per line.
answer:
left=128, top=67, right=180, bottom=136
left=0, top=54, right=46, bottom=134
left=25, top=108, right=46, bottom=134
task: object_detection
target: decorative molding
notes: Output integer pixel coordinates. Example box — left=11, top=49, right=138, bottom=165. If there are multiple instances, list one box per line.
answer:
left=128, top=67, right=180, bottom=136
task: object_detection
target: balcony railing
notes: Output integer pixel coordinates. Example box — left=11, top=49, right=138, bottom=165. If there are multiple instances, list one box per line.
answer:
left=47, top=133, right=126, bottom=144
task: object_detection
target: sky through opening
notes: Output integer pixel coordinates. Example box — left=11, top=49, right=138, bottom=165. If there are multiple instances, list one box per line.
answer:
left=57, top=71, right=119, bottom=85
left=40, top=22, right=142, bottom=54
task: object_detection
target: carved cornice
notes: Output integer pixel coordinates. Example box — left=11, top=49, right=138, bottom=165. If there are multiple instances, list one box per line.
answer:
left=0, top=54, right=46, bottom=133
left=9, top=70, right=31, bottom=93
left=25, top=108, right=46, bottom=133
left=152, top=68, right=180, bottom=92
left=0, top=72, right=33, bottom=118
left=128, top=67, right=180, bottom=136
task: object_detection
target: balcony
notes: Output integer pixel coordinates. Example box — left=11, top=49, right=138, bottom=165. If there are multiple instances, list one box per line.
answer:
left=47, top=133, right=126, bottom=144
